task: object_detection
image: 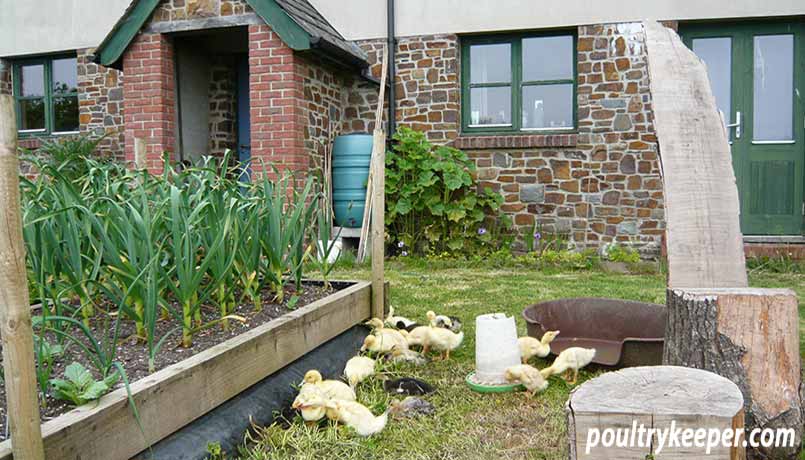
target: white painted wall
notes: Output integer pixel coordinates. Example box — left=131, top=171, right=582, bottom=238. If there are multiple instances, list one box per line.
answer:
left=1, top=0, right=803, bottom=57
left=309, top=0, right=805, bottom=40
left=0, top=0, right=130, bottom=57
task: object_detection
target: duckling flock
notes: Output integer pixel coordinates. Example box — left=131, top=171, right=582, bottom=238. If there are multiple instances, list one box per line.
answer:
left=292, top=309, right=598, bottom=436
left=291, top=307, right=463, bottom=437
left=506, top=331, right=597, bottom=394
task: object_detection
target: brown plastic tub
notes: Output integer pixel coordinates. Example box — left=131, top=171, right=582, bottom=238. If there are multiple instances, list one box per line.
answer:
left=522, top=298, right=667, bottom=367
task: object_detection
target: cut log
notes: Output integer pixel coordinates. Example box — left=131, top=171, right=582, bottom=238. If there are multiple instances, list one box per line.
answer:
left=643, top=21, right=748, bottom=289
left=664, top=288, right=802, bottom=459
left=567, top=366, right=745, bottom=459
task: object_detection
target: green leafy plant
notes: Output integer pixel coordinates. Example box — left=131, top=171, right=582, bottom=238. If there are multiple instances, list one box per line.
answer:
left=50, top=362, right=120, bottom=406
left=34, top=336, right=63, bottom=405
left=385, top=127, right=508, bottom=255
left=604, top=243, right=641, bottom=264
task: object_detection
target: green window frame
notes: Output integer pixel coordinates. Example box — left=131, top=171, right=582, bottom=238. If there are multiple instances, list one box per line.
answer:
left=460, top=31, right=577, bottom=134
left=12, top=54, right=79, bottom=136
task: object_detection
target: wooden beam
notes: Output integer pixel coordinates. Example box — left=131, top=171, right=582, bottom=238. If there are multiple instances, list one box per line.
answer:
left=0, top=94, right=45, bottom=459
left=144, top=13, right=263, bottom=34
left=370, top=47, right=389, bottom=319
left=0, top=281, right=371, bottom=460
left=643, top=21, right=748, bottom=289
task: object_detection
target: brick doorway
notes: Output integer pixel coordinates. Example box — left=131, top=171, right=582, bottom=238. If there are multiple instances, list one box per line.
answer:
left=172, top=27, right=249, bottom=169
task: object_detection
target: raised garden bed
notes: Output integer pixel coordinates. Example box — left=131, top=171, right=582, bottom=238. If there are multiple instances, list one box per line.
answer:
left=0, top=280, right=371, bottom=460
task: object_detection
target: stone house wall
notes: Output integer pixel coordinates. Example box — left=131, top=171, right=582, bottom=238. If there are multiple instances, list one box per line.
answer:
left=208, top=55, right=238, bottom=158
left=350, top=23, right=665, bottom=255
left=154, top=0, right=253, bottom=21
left=77, top=49, right=126, bottom=161
left=0, top=60, right=10, bottom=96
left=300, top=55, right=348, bottom=175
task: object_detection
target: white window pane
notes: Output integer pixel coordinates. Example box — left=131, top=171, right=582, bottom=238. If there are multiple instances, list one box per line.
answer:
left=470, top=86, right=511, bottom=125
left=753, top=34, right=793, bottom=141
left=523, top=36, right=574, bottom=81
left=470, top=43, right=511, bottom=84
left=692, top=38, right=731, bottom=126
left=522, top=84, right=573, bottom=129
left=52, top=57, right=78, bottom=94
left=20, top=64, right=45, bottom=97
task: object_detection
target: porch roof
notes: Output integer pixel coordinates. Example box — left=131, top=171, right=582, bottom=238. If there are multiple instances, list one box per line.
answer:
left=93, top=0, right=368, bottom=70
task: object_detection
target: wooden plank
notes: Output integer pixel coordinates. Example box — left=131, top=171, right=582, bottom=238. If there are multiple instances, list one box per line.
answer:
left=0, top=281, right=371, bottom=460
left=0, top=94, right=45, bottom=459
left=143, top=13, right=263, bottom=34
left=643, top=21, right=748, bottom=289
left=371, top=47, right=389, bottom=319
left=568, top=366, right=744, bottom=459
left=144, top=13, right=263, bottom=34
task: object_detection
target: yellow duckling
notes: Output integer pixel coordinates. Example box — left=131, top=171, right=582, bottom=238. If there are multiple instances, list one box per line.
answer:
left=518, top=330, right=560, bottom=363
left=324, top=399, right=389, bottom=437
left=291, top=384, right=328, bottom=422
left=364, top=317, right=386, bottom=331
left=302, top=370, right=356, bottom=401
left=504, top=364, right=550, bottom=396
left=344, top=355, right=375, bottom=388
left=403, top=325, right=430, bottom=350
left=424, top=320, right=464, bottom=360
left=540, top=347, right=596, bottom=384
left=360, top=329, right=409, bottom=354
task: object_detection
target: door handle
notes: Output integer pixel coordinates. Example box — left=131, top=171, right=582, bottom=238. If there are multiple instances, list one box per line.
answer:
left=725, top=111, right=742, bottom=139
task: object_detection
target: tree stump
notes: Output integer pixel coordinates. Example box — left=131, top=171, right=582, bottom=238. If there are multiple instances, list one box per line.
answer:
left=665, top=288, right=802, bottom=459
left=567, top=366, right=745, bottom=459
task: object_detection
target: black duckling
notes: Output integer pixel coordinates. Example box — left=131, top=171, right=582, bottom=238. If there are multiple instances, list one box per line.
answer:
left=383, top=377, right=435, bottom=396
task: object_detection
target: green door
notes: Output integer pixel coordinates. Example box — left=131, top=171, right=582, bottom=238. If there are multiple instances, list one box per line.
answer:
left=681, top=22, right=805, bottom=235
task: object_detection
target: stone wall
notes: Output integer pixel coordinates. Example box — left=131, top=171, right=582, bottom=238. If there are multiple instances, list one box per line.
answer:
left=154, top=0, right=252, bottom=21
left=77, top=49, right=125, bottom=161
left=0, top=59, right=10, bottom=96
left=208, top=55, right=237, bottom=158
left=343, top=34, right=459, bottom=140
left=301, top=55, right=347, bottom=175
left=352, top=23, right=664, bottom=255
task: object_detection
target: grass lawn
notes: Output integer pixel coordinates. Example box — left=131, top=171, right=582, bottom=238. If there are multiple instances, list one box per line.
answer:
left=226, top=261, right=805, bottom=460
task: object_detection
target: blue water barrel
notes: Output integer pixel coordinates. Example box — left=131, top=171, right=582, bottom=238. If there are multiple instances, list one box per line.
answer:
left=332, top=133, right=373, bottom=228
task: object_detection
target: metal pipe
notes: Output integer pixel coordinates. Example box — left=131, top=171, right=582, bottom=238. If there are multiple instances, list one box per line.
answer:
left=387, top=0, right=396, bottom=137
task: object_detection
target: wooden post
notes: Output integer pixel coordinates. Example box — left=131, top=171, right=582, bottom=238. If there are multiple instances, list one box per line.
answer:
left=0, top=94, right=45, bottom=459
left=370, top=47, right=389, bottom=319
left=134, top=137, right=147, bottom=170
left=665, top=288, right=802, bottom=459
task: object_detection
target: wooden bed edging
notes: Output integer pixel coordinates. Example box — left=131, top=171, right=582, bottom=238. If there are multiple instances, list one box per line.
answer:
left=0, top=280, right=372, bottom=460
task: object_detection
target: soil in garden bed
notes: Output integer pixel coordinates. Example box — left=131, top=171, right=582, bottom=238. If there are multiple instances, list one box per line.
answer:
left=0, top=281, right=349, bottom=441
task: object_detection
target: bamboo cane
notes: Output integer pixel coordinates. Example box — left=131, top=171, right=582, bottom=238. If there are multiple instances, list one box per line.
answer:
left=370, top=48, right=389, bottom=318
left=0, top=94, right=45, bottom=459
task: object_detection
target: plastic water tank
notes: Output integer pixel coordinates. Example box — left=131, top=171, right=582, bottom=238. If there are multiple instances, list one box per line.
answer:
left=331, top=133, right=373, bottom=228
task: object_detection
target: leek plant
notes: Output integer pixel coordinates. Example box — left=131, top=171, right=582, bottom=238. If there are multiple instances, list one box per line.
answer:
left=165, top=185, right=235, bottom=347
left=258, top=172, right=317, bottom=303
left=20, top=141, right=324, bottom=365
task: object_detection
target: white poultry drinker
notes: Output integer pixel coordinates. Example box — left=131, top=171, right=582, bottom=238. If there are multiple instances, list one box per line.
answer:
left=466, top=313, right=522, bottom=392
